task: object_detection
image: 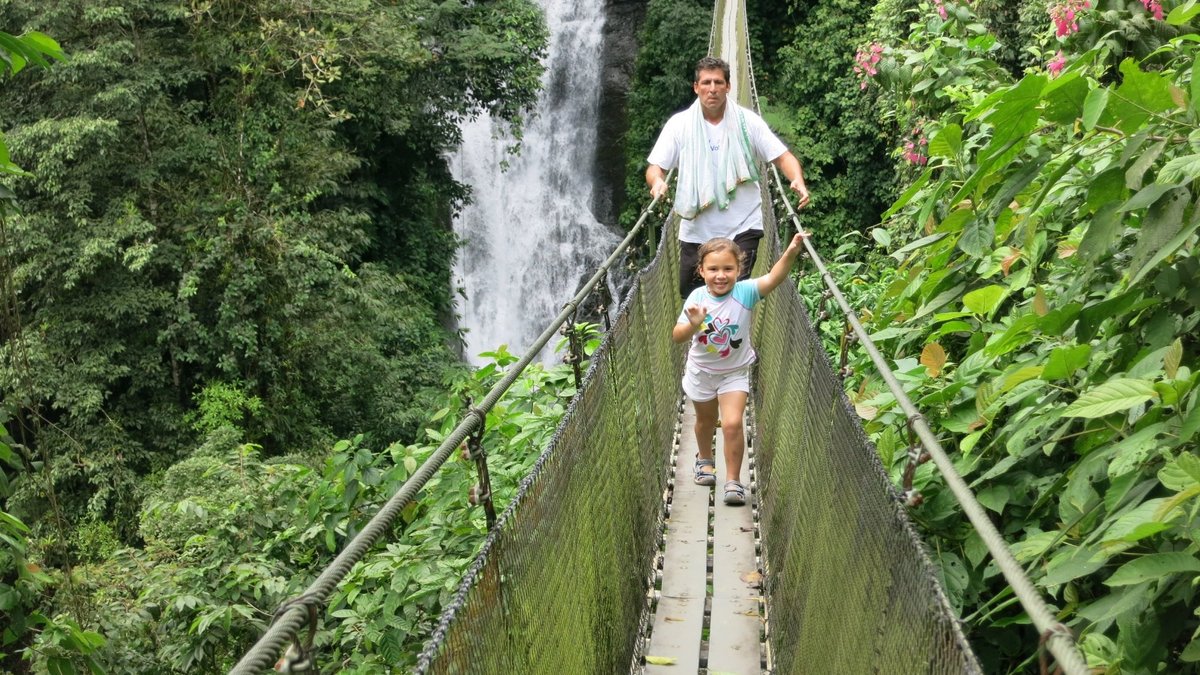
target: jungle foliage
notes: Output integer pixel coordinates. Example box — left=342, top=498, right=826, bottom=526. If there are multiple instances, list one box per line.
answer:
left=819, top=0, right=1200, bottom=671
left=7, top=0, right=1200, bottom=672
left=0, top=0, right=548, bottom=670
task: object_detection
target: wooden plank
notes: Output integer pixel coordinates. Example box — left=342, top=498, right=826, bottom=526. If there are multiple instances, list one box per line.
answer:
left=708, top=412, right=763, bottom=675
left=646, top=403, right=710, bottom=673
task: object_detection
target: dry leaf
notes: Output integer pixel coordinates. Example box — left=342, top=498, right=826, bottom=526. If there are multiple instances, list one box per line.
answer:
left=1033, top=287, right=1049, bottom=317
left=920, top=342, right=947, bottom=378
left=854, top=403, right=878, bottom=420
left=1171, top=85, right=1187, bottom=108
left=1057, top=242, right=1077, bottom=259
left=1000, top=248, right=1021, bottom=276
left=740, top=570, right=763, bottom=586
left=1165, top=338, right=1183, bottom=379
left=664, top=616, right=684, bottom=623
left=645, top=655, right=678, bottom=666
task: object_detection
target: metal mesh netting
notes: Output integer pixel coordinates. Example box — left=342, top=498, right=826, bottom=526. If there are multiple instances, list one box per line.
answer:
left=415, top=219, right=685, bottom=674
left=751, top=189, right=981, bottom=674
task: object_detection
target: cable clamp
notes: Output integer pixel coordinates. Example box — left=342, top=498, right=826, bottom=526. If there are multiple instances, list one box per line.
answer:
left=272, top=594, right=320, bottom=673
left=1038, top=623, right=1073, bottom=675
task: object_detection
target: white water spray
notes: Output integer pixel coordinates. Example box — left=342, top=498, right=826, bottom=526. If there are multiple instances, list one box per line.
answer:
left=451, top=0, right=620, bottom=365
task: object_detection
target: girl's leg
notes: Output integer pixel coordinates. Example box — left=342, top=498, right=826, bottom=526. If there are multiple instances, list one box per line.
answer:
left=717, top=391, right=748, bottom=483
left=692, top=396, right=719, bottom=461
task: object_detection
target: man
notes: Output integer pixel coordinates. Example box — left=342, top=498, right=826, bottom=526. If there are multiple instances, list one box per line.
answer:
left=646, top=56, right=810, bottom=298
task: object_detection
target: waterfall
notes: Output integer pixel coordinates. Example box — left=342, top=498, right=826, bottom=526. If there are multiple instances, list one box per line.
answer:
left=451, top=0, right=620, bottom=365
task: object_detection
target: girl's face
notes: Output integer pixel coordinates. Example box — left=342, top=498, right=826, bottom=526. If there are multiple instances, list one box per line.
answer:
left=698, top=249, right=740, bottom=296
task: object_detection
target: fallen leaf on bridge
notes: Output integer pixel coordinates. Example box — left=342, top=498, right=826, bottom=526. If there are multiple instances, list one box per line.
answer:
left=645, top=655, right=678, bottom=665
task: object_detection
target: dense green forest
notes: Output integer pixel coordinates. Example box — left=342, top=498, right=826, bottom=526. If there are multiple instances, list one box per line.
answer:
left=2, top=0, right=1199, bottom=672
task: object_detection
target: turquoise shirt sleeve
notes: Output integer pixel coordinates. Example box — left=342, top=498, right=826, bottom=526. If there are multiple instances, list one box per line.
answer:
left=733, top=280, right=760, bottom=309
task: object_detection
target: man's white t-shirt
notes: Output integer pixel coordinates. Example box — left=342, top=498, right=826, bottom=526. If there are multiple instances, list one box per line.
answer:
left=647, top=105, right=787, bottom=244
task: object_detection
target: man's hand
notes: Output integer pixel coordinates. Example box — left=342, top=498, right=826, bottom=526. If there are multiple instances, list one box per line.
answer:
left=650, top=178, right=669, bottom=201
left=790, top=176, right=810, bottom=209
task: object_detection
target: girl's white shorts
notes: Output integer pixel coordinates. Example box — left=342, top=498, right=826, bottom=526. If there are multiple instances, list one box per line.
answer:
left=682, top=364, right=750, bottom=402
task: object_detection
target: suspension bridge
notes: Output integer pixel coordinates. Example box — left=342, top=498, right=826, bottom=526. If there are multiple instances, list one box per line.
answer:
left=230, top=1, right=1091, bottom=673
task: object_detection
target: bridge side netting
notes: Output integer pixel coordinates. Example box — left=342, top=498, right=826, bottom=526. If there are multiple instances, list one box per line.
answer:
left=751, top=191, right=981, bottom=674
left=416, top=224, right=684, bottom=674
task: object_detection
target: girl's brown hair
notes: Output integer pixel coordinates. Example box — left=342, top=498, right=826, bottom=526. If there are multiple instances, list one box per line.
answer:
left=696, top=237, right=744, bottom=274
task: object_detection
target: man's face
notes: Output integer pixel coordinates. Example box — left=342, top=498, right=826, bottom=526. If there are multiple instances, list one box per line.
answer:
left=693, top=67, right=730, bottom=118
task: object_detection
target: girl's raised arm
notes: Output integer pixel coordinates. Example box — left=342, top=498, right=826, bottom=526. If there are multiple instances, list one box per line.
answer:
left=756, top=232, right=808, bottom=297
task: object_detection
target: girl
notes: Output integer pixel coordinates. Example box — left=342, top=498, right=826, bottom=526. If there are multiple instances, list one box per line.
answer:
left=671, top=232, right=806, bottom=505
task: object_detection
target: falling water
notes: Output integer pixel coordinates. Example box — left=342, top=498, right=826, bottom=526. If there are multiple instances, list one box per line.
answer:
left=451, top=0, right=620, bottom=365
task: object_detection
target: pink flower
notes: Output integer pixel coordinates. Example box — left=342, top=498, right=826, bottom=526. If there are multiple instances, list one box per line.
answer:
left=1142, top=0, right=1164, bottom=20
left=853, top=42, right=884, bottom=89
left=903, top=130, right=929, bottom=165
left=1047, top=51, right=1067, bottom=77
left=1049, top=0, right=1091, bottom=37
left=934, top=0, right=948, bottom=20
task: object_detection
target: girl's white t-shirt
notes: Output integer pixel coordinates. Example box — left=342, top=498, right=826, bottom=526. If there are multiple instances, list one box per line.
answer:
left=678, top=279, right=761, bottom=372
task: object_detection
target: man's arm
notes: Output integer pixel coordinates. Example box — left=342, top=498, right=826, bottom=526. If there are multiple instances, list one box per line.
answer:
left=772, top=151, right=810, bottom=209
left=646, top=164, right=669, bottom=201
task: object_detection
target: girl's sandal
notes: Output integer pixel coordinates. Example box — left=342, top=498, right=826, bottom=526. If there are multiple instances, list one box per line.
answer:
left=693, top=457, right=717, bottom=486
left=723, top=480, right=746, bottom=506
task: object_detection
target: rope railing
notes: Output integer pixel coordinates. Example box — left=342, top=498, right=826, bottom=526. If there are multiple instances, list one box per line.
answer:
left=228, top=176, right=673, bottom=674
left=766, top=164, right=1090, bottom=675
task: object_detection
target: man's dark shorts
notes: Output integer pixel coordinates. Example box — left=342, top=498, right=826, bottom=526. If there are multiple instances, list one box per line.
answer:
left=679, top=229, right=763, bottom=299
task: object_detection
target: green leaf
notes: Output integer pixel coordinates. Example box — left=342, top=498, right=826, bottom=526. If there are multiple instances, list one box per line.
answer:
left=1079, top=204, right=1120, bottom=260
left=1103, top=498, right=1170, bottom=543
left=890, top=232, right=948, bottom=261
left=1043, top=344, right=1092, bottom=381
left=645, top=656, right=678, bottom=665
left=1105, top=552, right=1200, bottom=586
left=978, top=75, right=1046, bottom=165
left=978, top=484, right=1012, bottom=514
left=928, top=124, right=962, bottom=159
left=1184, top=394, right=1200, bottom=443
left=1086, top=168, right=1126, bottom=214
left=1120, top=182, right=1182, bottom=212
left=1042, top=546, right=1107, bottom=586
left=957, top=215, right=994, bottom=258
left=1063, top=379, right=1158, bottom=418
left=1125, top=139, right=1167, bottom=190
left=1109, top=59, right=1178, bottom=133
left=1169, top=0, right=1200, bottom=25
left=882, top=167, right=932, bottom=219
left=1042, top=75, right=1089, bottom=126
left=1082, top=87, right=1109, bottom=131
left=1159, top=453, right=1200, bottom=490
left=1157, top=154, right=1200, bottom=184
left=1129, top=187, right=1190, bottom=284
left=986, top=154, right=1051, bottom=220
left=1108, top=424, right=1166, bottom=478
left=1129, top=200, right=1200, bottom=287
left=1182, top=635, right=1200, bottom=662
left=963, top=285, right=1006, bottom=316
left=1192, top=53, right=1200, bottom=118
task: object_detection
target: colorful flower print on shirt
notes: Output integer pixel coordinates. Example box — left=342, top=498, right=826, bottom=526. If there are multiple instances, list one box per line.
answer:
left=697, top=315, right=742, bottom=358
